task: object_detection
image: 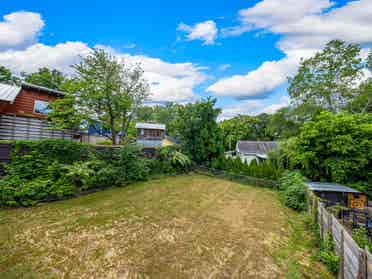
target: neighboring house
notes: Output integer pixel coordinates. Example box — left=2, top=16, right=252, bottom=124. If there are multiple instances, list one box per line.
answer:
left=228, top=140, right=277, bottom=165
left=135, top=122, right=166, bottom=148
left=0, top=82, right=76, bottom=140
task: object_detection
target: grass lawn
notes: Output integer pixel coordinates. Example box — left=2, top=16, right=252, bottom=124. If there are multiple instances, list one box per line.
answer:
left=0, top=174, right=333, bottom=278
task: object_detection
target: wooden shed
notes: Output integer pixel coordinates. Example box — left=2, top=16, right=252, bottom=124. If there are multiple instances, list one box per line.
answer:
left=307, top=182, right=367, bottom=209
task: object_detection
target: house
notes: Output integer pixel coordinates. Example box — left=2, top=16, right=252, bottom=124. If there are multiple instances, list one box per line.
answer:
left=0, top=82, right=76, bottom=140
left=229, top=140, right=277, bottom=165
left=135, top=122, right=166, bottom=148
left=307, top=182, right=367, bottom=209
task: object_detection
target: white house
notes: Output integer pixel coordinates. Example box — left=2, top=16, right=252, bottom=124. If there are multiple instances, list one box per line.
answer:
left=227, top=141, right=277, bottom=165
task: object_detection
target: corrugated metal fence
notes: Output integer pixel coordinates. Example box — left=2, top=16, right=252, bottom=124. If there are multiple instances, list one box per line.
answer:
left=0, top=115, right=73, bottom=140
left=309, top=193, right=372, bottom=279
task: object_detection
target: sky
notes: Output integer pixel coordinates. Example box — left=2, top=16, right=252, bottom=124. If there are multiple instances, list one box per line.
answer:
left=0, top=0, right=371, bottom=120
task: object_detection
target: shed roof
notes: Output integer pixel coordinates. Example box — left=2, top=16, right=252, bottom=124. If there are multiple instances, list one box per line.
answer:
left=0, top=82, right=65, bottom=103
left=0, top=83, right=21, bottom=102
left=236, top=141, right=277, bottom=156
left=307, top=182, right=361, bottom=194
left=135, top=122, right=166, bottom=130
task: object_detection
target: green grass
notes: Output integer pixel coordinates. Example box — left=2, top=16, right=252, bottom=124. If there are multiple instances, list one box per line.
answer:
left=0, top=174, right=333, bottom=278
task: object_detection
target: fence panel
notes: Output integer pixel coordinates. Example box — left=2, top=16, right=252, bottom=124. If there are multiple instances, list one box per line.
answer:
left=366, top=249, right=372, bottom=278
left=0, top=115, right=73, bottom=141
left=343, top=231, right=362, bottom=279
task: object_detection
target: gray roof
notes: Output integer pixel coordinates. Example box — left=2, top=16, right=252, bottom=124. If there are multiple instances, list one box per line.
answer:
left=135, top=122, right=166, bottom=130
left=236, top=141, right=277, bottom=156
left=307, top=182, right=361, bottom=194
left=0, top=83, right=21, bottom=102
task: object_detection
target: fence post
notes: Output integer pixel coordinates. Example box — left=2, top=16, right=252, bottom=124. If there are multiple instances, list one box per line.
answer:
left=320, top=206, right=324, bottom=239
left=358, top=247, right=367, bottom=279
left=340, top=229, right=344, bottom=279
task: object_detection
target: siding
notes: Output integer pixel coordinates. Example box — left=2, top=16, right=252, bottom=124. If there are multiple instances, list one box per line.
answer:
left=0, top=88, right=57, bottom=118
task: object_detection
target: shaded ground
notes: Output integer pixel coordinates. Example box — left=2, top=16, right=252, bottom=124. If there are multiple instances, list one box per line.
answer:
left=0, top=174, right=332, bottom=278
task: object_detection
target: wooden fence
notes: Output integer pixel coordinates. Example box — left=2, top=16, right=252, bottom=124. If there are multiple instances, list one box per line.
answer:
left=0, top=115, right=74, bottom=141
left=309, top=193, right=372, bottom=279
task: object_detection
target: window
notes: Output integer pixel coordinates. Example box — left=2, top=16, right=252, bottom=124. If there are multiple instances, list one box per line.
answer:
left=34, top=100, right=51, bottom=115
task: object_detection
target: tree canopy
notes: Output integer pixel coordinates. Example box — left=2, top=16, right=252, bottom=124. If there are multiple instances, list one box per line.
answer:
left=286, top=112, right=372, bottom=193
left=174, top=98, right=223, bottom=163
left=25, top=68, right=66, bottom=90
left=288, top=40, right=364, bottom=114
left=49, top=49, right=149, bottom=144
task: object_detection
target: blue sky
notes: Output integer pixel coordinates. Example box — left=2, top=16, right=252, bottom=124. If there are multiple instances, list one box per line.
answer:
left=0, top=0, right=370, bottom=119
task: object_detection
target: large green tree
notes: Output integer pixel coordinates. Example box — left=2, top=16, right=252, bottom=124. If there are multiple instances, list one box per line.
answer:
left=288, top=40, right=364, bottom=114
left=49, top=49, right=149, bottom=144
left=25, top=68, right=66, bottom=90
left=287, top=112, right=372, bottom=192
left=174, top=98, right=223, bottom=163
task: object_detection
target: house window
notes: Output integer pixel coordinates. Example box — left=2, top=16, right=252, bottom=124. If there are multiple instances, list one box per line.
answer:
left=34, top=100, right=51, bottom=115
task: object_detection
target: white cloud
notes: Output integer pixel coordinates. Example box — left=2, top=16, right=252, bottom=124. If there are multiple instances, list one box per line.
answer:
left=209, top=0, right=372, bottom=98
left=0, top=11, right=44, bottom=50
left=208, top=49, right=315, bottom=98
left=219, top=96, right=290, bottom=121
left=0, top=12, right=207, bottom=103
left=0, top=42, right=91, bottom=74
left=111, top=53, right=207, bottom=102
left=177, top=20, right=218, bottom=45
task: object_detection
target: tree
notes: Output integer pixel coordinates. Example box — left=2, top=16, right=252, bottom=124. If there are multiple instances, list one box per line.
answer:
left=288, top=40, right=364, bottom=114
left=25, top=68, right=66, bottom=90
left=174, top=98, right=223, bottom=163
left=0, top=65, right=16, bottom=84
left=287, top=112, right=372, bottom=191
left=49, top=49, right=149, bottom=144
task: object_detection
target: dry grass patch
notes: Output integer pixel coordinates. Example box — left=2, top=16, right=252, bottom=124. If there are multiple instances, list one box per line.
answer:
left=0, top=174, right=332, bottom=278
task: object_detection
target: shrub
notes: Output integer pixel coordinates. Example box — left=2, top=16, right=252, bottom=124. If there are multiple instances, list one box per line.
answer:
left=153, top=146, right=192, bottom=175
left=279, top=171, right=307, bottom=211
left=0, top=140, right=154, bottom=207
left=352, top=227, right=372, bottom=252
left=210, top=155, right=282, bottom=181
left=112, top=143, right=151, bottom=183
left=319, top=233, right=340, bottom=275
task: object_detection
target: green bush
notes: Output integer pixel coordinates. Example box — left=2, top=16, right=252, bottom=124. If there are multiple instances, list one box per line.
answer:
left=319, top=233, right=339, bottom=275
left=113, top=143, right=151, bottom=183
left=279, top=171, right=307, bottom=211
left=210, top=155, right=282, bottom=181
left=352, top=227, right=372, bottom=252
left=152, top=146, right=192, bottom=175
left=0, top=140, right=155, bottom=207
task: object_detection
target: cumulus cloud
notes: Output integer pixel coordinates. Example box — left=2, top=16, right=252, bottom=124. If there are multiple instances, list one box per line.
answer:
left=0, top=42, right=91, bottom=74
left=177, top=20, right=218, bottom=45
left=115, top=54, right=207, bottom=102
left=219, top=96, right=290, bottom=121
left=0, top=12, right=207, bottom=103
left=209, top=0, right=372, bottom=99
left=0, top=11, right=44, bottom=50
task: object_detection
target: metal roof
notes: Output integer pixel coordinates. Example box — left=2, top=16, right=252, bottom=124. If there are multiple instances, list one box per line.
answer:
left=307, top=182, right=361, bottom=194
left=0, top=83, right=21, bottom=102
left=135, top=122, right=166, bottom=130
left=236, top=141, right=277, bottom=156
left=21, top=82, right=65, bottom=97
